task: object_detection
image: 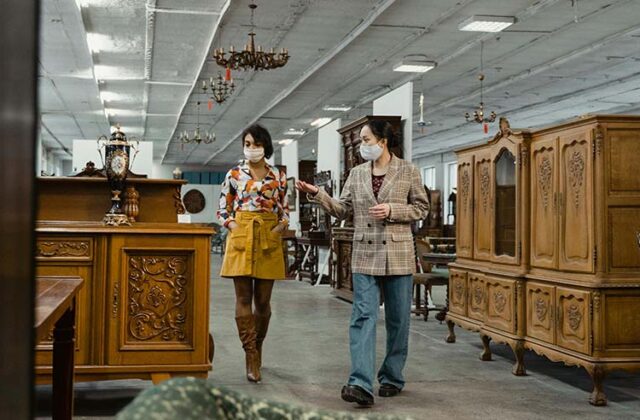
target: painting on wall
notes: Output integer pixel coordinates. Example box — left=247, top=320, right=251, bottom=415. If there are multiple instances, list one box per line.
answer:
left=286, top=177, right=297, bottom=212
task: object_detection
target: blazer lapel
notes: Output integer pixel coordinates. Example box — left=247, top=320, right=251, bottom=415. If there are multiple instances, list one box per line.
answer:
left=362, top=162, right=377, bottom=204
left=377, top=154, right=400, bottom=203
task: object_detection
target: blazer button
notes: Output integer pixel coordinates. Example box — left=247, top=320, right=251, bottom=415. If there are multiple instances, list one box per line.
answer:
left=367, top=223, right=371, bottom=227
left=368, top=240, right=372, bottom=244
left=383, top=240, right=387, bottom=245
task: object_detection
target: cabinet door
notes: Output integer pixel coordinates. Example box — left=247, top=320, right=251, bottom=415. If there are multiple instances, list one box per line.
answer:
left=456, top=155, right=474, bottom=259
left=492, top=146, right=519, bottom=265
left=530, top=136, right=558, bottom=269
left=556, top=287, right=591, bottom=355
left=558, top=132, right=594, bottom=272
left=484, top=276, right=516, bottom=334
left=467, top=273, right=486, bottom=322
left=474, top=152, right=493, bottom=261
left=526, top=282, right=555, bottom=344
left=107, top=235, right=210, bottom=366
left=448, top=269, right=467, bottom=316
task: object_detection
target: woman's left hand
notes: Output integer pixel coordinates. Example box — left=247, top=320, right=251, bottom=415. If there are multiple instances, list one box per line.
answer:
left=369, top=204, right=390, bottom=220
left=271, top=224, right=285, bottom=233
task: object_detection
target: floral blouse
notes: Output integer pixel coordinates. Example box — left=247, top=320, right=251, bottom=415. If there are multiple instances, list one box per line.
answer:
left=217, top=160, right=290, bottom=228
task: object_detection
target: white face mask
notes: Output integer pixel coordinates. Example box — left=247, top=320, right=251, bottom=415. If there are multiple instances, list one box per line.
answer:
left=244, top=147, right=265, bottom=163
left=359, top=142, right=384, bottom=161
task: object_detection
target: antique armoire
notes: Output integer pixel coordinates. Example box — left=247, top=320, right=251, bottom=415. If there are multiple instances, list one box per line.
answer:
left=447, top=115, right=640, bottom=405
left=332, top=115, right=402, bottom=301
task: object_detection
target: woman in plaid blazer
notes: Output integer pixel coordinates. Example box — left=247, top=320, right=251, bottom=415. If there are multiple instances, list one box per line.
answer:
left=296, top=120, right=430, bottom=406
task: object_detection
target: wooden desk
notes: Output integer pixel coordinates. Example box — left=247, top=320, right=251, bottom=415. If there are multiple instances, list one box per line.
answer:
left=35, top=276, right=84, bottom=420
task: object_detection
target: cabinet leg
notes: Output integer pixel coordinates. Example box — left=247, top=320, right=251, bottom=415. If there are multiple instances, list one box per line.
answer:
left=480, top=334, right=492, bottom=361
left=445, top=320, right=456, bottom=343
left=587, top=365, right=607, bottom=406
left=151, top=373, right=171, bottom=384
left=510, top=341, right=526, bottom=376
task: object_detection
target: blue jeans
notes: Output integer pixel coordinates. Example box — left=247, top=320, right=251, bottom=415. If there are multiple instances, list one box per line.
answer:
left=348, top=273, right=413, bottom=397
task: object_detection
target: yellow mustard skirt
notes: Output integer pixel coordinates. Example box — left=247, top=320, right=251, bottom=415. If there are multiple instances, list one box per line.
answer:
left=220, top=211, right=286, bottom=280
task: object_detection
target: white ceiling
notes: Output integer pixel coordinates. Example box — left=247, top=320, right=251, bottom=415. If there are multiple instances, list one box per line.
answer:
left=39, top=0, right=640, bottom=169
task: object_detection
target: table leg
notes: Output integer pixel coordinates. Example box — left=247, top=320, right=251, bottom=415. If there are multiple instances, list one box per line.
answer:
left=52, top=302, right=76, bottom=420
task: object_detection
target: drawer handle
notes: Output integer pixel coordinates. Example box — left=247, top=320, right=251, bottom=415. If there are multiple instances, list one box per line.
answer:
left=112, top=283, right=120, bottom=318
left=636, top=231, right=640, bottom=250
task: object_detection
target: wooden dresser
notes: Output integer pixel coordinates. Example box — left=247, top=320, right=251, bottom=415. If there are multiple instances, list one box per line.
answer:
left=447, top=115, right=640, bottom=405
left=35, top=177, right=213, bottom=384
left=333, top=115, right=402, bottom=301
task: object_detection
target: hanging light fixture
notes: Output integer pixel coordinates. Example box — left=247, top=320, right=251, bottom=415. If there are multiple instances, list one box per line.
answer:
left=465, top=41, right=497, bottom=133
left=179, top=101, right=215, bottom=145
left=213, top=1, right=289, bottom=71
left=201, top=71, right=235, bottom=106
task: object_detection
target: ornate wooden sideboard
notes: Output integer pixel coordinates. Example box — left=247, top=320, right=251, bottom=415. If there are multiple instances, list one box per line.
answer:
left=447, top=115, right=640, bottom=405
left=35, top=177, right=213, bottom=384
left=333, top=115, right=402, bottom=302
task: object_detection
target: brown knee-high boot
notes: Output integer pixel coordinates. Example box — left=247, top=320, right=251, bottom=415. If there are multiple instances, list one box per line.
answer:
left=254, top=313, right=271, bottom=368
left=235, top=315, right=261, bottom=382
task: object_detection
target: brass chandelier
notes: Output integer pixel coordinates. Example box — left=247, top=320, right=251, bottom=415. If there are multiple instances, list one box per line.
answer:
left=465, top=41, right=496, bottom=132
left=213, top=1, right=289, bottom=71
left=201, top=71, right=235, bottom=105
left=179, top=101, right=215, bottom=145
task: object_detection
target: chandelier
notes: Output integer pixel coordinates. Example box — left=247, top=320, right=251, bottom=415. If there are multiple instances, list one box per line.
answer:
left=201, top=71, right=235, bottom=105
left=179, top=101, right=215, bottom=145
left=213, top=1, right=289, bottom=71
left=465, top=41, right=496, bottom=133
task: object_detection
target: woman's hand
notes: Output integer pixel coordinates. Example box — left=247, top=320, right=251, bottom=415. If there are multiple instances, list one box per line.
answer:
left=228, top=221, right=239, bottom=231
left=271, top=223, right=285, bottom=234
left=295, top=180, right=319, bottom=195
left=369, top=203, right=390, bottom=220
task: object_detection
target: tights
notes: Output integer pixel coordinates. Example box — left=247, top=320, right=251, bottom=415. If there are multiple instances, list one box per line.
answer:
left=233, top=277, right=275, bottom=317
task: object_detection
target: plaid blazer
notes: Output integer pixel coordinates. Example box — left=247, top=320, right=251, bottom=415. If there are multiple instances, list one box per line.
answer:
left=311, top=155, right=430, bottom=276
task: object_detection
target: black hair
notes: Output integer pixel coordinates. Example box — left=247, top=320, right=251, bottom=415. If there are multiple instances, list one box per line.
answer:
left=365, top=119, right=401, bottom=148
left=241, top=124, right=274, bottom=159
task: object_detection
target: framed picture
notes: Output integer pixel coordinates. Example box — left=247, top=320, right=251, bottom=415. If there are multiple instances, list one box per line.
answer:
left=286, top=177, right=297, bottom=212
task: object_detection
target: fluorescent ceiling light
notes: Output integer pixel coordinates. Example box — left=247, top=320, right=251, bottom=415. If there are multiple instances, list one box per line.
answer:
left=99, top=91, right=125, bottom=103
left=458, top=15, right=516, bottom=32
left=323, top=105, right=352, bottom=112
left=86, top=33, right=115, bottom=54
left=393, top=59, right=436, bottom=73
left=278, top=139, right=294, bottom=146
left=94, top=65, right=142, bottom=81
left=310, top=118, right=332, bottom=127
left=284, top=128, right=306, bottom=136
left=104, top=108, right=143, bottom=117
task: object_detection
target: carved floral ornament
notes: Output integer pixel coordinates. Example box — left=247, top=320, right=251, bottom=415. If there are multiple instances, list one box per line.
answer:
left=480, top=165, right=490, bottom=213
left=460, top=168, right=470, bottom=210
left=473, top=285, right=483, bottom=305
left=538, top=156, right=552, bottom=210
left=454, top=280, right=465, bottom=302
left=535, top=297, right=548, bottom=322
left=568, top=150, right=585, bottom=210
left=127, top=255, right=189, bottom=342
left=494, top=291, right=507, bottom=313
left=567, top=304, right=583, bottom=331
left=37, top=240, right=90, bottom=257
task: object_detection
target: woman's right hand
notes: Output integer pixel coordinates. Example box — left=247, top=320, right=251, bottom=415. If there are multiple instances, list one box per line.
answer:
left=295, top=180, right=319, bottom=195
left=228, top=221, right=239, bottom=231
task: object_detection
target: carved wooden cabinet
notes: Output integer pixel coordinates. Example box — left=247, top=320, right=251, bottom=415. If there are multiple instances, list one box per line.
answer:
left=35, top=177, right=213, bottom=384
left=447, top=116, right=640, bottom=406
left=332, top=116, right=402, bottom=302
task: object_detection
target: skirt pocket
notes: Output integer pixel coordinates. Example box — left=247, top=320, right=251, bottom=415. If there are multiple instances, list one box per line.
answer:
left=228, top=228, right=248, bottom=251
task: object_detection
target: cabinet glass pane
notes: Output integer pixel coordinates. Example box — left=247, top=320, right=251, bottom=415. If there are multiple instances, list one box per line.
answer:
left=495, top=149, right=516, bottom=257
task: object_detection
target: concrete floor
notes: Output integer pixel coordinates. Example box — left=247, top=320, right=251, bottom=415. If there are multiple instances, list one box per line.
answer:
left=36, top=254, right=640, bottom=419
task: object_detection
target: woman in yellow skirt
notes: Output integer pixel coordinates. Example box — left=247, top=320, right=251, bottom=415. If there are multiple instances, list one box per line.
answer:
left=217, top=124, right=289, bottom=383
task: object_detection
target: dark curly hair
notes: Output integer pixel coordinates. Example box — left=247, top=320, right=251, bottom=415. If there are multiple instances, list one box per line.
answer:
left=241, top=124, right=274, bottom=159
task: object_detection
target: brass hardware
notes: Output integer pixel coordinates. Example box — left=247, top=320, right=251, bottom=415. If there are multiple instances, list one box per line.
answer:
left=112, top=283, right=120, bottom=318
left=636, top=231, right=640, bottom=250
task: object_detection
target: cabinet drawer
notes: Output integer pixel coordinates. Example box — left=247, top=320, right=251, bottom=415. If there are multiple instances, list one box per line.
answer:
left=485, top=277, right=517, bottom=334
left=557, top=287, right=591, bottom=355
left=467, top=273, right=485, bottom=322
left=36, top=237, right=93, bottom=261
left=448, top=269, right=467, bottom=316
left=526, top=282, right=555, bottom=344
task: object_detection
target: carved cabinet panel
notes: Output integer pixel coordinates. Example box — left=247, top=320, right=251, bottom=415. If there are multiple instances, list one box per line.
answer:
left=484, top=276, right=516, bottom=334
left=558, top=132, right=594, bottom=273
left=556, top=287, right=591, bottom=355
left=526, top=282, right=555, bottom=344
left=457, top=155, right=474, bottom=259
left=474, top=152, right=494, bottom=261
left=530, top=136, right=558, bottom=269
left=467, top=273, right=485, bottom=322
left=448, top=269, right=468, bottom=316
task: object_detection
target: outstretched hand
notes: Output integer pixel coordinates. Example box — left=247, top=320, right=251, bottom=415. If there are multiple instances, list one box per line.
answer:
left=295, top=180, right=319, bottom=195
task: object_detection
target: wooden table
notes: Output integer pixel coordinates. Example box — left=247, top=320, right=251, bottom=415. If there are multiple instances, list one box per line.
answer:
left=35, top=276, right=83, bottom=420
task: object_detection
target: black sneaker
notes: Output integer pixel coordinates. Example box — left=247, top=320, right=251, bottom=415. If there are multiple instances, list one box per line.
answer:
left=378, top=383, right=401, bottom=397
left=341, top=385, right=374, bottom=406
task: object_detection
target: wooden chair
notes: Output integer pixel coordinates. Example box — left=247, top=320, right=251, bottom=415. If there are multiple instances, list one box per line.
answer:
left=413, top=238, right=448, bottom=321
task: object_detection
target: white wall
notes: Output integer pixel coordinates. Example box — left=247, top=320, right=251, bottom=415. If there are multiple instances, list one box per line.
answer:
left=181, top=184, right=220, bottom=224
left=280, top=141, right=299, bottom=233
left=373, top=81, right=413, bottom=161
left=317, top=119, right=341, bottom=197
left=73, top=140, right=153, bottom=176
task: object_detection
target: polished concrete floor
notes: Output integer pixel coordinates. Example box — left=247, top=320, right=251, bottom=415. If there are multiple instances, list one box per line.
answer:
left=36, top=254, right=640, bottom=419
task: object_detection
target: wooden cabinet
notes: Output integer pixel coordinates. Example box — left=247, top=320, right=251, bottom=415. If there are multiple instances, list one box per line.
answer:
left=447, top=116, right=640, bottom=406
left=35, top=177, right=213, bottom=384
